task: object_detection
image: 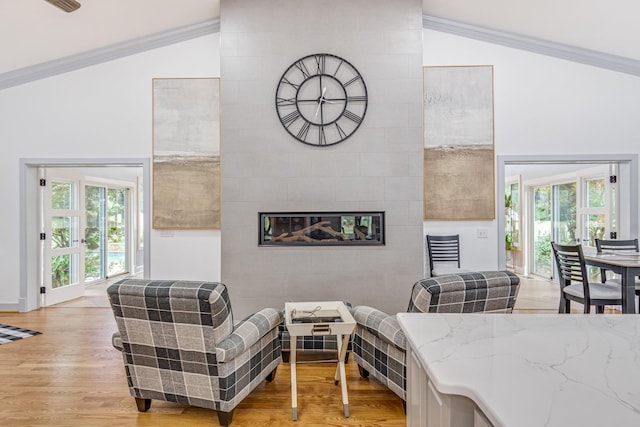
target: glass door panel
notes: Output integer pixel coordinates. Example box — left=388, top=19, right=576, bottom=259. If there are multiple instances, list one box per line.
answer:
left=552, top=182, right=577, bottom=245
left=581, top=213, right=606, bottom=247
left=51, top=215, right=80, bottom=287
left=84, top=185, right=129, bottom=281
left=505, top=179, right=522, bottom=272
left=578, top=175, right=609, bottom=281
left=578, top=177, right=607, bottom=248
left=107, top=188, right=127, bottom=276
left=43, top=174, right=85, bottom=306
left=586, top=178, right=606, bottom=208
left=532, top=186, right=552, bottom=278
left=84, top=186, right=105, bottom=282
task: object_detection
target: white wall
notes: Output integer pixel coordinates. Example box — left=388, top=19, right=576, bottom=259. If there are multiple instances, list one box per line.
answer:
left=423, top=29, right=640, bottom=272
left=0, top=34, right=221, bottom=309
left=1, top=17, right=639, bottom=311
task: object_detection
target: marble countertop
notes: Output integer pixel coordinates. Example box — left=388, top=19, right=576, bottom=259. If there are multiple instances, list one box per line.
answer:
left=397, top=313, right=640, bottom=427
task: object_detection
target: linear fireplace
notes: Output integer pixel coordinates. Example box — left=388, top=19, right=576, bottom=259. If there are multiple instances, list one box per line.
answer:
left=259, top=212, right=385, bottom=246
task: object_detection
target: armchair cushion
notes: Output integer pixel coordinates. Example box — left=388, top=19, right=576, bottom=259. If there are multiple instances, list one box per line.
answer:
left=216, top=308, right=282, bottom=362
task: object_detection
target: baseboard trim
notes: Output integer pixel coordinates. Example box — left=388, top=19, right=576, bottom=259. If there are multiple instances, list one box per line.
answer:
left=0, top=303, right=20, bottom=312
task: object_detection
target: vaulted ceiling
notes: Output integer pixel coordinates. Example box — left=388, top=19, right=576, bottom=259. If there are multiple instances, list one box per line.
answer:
left=1, top=0, right=638, bottom=75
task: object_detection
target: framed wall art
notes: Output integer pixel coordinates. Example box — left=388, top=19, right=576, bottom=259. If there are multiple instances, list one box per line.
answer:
left=152, top=78, right=220, bottom=229
left=423, top=65, right=495, bottom=220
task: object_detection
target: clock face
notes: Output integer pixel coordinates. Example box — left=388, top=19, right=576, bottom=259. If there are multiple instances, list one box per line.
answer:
left=275, top=53, right=368, bottom=147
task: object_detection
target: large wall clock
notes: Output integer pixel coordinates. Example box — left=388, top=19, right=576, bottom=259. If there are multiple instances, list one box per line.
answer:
left=275, top=53, right=368, bottom=147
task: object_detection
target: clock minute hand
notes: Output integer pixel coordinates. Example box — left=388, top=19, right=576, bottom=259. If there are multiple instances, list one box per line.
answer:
left=315, top=86, right=327, bottom=118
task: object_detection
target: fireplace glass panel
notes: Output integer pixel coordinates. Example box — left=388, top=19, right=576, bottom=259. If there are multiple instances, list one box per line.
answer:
left=259, top=212, right=385, bottom=246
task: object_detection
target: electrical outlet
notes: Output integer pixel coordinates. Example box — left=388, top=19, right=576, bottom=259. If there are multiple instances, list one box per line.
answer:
left=477, top=228, right=489, bottom=238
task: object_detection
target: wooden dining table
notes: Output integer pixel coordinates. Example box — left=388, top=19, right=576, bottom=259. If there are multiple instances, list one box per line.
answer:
left=583, top=250, right=640, bottom=313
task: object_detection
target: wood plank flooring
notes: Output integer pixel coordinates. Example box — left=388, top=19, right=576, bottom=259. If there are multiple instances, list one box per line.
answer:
left=0, top=307, right=405, bottom=426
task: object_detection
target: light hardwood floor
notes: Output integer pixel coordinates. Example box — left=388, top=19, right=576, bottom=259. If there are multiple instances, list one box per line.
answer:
left=0, top=274, right=614, bottom=426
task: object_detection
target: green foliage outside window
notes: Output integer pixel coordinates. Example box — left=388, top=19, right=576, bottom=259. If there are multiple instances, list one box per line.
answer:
left=555, top=183, right=576, bottom=245
left=50, top=183, right=127, bottom=286
left=51, top=255, right=71, bottom=288
left=534, top=234, right=552, bottom=278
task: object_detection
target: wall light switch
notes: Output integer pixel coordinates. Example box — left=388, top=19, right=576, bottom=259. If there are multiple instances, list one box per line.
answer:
left=477, top=228, right=489, bottom=238
left=159, top=230, right=174, bottom=237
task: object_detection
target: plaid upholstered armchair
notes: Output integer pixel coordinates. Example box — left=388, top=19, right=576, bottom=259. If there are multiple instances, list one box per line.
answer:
left=351, top=271, right=520, bottom=403
left=108, top=279, right=282, bottom=426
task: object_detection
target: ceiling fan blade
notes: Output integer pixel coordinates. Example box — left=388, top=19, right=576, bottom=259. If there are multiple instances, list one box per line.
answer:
left=44, top=0, right=81, bottom=13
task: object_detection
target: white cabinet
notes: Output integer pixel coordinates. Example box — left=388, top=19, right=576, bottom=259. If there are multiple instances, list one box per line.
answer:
left=406, top=345, right=492, bottom=427
left=406, top=346, right=427, bottom=427
left=474, top=409, right=492, bottom=427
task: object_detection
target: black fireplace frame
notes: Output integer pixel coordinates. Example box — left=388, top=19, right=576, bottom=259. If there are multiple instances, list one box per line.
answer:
left=259, top=211, right=385, bottom=246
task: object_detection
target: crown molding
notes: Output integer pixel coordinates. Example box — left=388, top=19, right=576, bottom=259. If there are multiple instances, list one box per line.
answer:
left=2, top=14, right=637, bottom=91
left=423, top=14, right=640, bottom=77
left=0, top=19, right=220, bottom=90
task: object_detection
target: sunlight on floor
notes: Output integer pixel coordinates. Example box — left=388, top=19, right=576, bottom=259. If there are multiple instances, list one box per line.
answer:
left=52, top=275, right=138, bottom=308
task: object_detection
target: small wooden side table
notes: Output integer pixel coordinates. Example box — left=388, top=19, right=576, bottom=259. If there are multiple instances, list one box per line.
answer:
left=284, top=301, right=355, bottom=421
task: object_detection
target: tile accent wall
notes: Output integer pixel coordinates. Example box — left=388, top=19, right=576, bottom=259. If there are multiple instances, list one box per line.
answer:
left=220, top=0, right=424, bottom=318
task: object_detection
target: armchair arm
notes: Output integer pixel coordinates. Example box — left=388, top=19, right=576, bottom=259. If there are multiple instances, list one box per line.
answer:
left=216, top=307, right=282, bottom=362
left=352, top=305, right=406, bottom=351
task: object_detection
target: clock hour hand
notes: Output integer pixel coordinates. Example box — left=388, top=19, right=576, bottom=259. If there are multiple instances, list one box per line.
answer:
left=315, top=86, right=327, bottom=118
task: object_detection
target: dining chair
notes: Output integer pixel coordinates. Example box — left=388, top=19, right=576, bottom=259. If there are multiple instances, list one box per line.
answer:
left=594, top=238, right=640, bottom=311
left=426, top=234, right=471, bottom=277
left=551, top=242, right=622, bottom=313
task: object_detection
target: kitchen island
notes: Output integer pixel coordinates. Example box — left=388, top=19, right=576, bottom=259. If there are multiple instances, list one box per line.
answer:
left=397, top=313, right=640, bottom=427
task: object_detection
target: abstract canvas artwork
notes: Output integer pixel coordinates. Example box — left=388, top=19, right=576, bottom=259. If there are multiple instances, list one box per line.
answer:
left=152, top=78, right=220, bottom=229
left=423, top=65, right=495, bottom=220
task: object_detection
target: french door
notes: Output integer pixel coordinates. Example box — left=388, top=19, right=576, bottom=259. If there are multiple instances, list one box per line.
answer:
left=529, top=167, right=614, bottom=280
left=577, top=175, right=611, bottom=248
left=42, top=170, right=86, bottom=306
left=42, top=169, right=131, bottom=306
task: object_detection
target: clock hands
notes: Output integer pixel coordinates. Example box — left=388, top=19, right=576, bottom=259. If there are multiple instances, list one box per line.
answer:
left=315, top=86, right=327, bottom=118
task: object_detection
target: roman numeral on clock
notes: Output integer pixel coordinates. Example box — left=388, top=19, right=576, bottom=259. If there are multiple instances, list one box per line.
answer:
left=282, top=77, right=300, bottom=89
left=335, top=122, right=347, bottom=140
left=344, top=75, right=361, bottom=86
left=347, top=96, right=367, bottom=102
left=281, top=110, right=301, bottom=127
left=315, top=54, right=326, bottom=74
left=297, top=121, right=311, bottom=140
left=319, top=126, right=327, bottom=145
left=343, top=110, right=362, bottom=123
left=295, top=60, right=311, bottom=78
left=277, top=97, right=296, bottom=106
